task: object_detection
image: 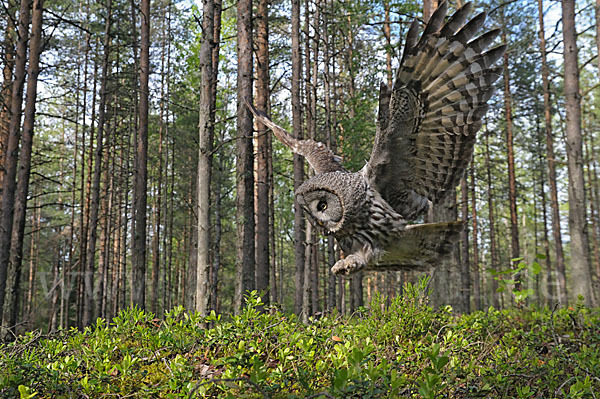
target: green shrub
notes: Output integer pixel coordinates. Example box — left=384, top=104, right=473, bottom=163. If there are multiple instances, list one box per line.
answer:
left=1, top=286, right=598, bottom=398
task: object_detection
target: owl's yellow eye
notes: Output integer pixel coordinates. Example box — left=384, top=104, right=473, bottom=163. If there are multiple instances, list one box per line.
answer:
left=317, top=200, right=327, bottom=212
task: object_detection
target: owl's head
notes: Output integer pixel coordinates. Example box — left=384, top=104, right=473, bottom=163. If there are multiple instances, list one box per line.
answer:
left=296, top=171, right=367, bottom=234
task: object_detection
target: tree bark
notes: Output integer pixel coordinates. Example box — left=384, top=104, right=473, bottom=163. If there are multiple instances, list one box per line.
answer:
left=561, top=0, right=594, bottom=306
left=255, top=0, right=270, bottom=306
left=0, top=0, right=17, bottom=194
left=323, top=5, right=336, bottom=309
left=460, top=177, right=471, bottom=313
left=537, top=0, right=567, bottom=304
left=596, top=0, right=600, bottom=76
left=292, top=0, right=305, bottom=316
left=423, top=0, right=438, bottom=23
left=234, top=0, right=255, bottom=314
left=210, top=0, right=223, bottom=313
left=0, top=0, right=43, bottom=337
left=501, top=31, right=520, bottom=290
left=132, top=0, right=150, bottom=309
left=470, top=166, right=481, bottom=311
left=83, top=0, right=112, bottom=325
left=485, top=130, right=500, bottom=308
left=585, top=135, right=600, bottom=297
left=196, top=0, right=216, bottom=317
left=0, top=0, right=31, bottom=319
left=151, top=3, right=170, bottom=315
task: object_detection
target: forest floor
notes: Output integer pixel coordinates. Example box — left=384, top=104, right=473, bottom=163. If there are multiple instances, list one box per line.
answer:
left=1, top=283, right=599, bottom=398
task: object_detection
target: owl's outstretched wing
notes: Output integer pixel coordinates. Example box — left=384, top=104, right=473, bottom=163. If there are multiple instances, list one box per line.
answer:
left=363, top=2, right=505, bottom=220
left=246, top=99, right=346, bottom=174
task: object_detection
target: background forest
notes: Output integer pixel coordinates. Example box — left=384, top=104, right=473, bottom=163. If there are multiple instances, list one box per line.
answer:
left=0, top=0, right=599, bottom=339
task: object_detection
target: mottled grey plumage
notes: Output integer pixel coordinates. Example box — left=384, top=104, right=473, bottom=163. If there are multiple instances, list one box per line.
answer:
left=247, top=2, right=504, bottom=275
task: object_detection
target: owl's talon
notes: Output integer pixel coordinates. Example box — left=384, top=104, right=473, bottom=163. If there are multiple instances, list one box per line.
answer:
left=332, top=255, right=365, bottom=275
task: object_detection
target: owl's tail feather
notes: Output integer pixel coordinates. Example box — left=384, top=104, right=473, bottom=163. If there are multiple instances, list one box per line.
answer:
left=369, top=221, right=464, bottom=272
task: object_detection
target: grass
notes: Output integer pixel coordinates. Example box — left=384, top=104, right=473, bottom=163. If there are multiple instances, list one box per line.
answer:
left=1, top=280, right=599, bottom=398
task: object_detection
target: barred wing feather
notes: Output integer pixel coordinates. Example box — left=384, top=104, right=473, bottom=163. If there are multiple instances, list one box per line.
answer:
left=363, top=1, right=505, bottom=220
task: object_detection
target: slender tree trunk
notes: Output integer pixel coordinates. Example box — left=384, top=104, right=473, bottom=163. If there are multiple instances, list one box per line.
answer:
left=302, top=0, right=318, bottom=316
left=311, top=0, right=320, bottom=314
left=561, top=0, right=594, bottom=306
left=538, top=149, right=553, bottom=306
left=255, top=0, right=270, bottom=305
left=423, top=0, right=438, bottom=22
left=84, top=0, right=112, bottom=325
left=209, top=0, right=223, bottom=313
left=302, top=223, right=312, bottom=322
left=186, top=177, right=197, bottom=310
left=1, top=0, right=43, bottom=337
left=596, top=0, right=600, bottom=75
left=537, top=0, right=567, bottom=304
left=0, top=0, right=17, bottom=193
left=268, top=123, right=277, bottom=305
left=77, top=26, right=93, bottom=329
left=292, top=0, right=305, bottom=316
left=501, top=31, right=520, bottom=289
left=383, top=0, right=392, bottom=88
left=0, top=0, right=31, bottom=318
left=48, top=252, right=61, bottom=332
left=322, top=2, right=336, bottom=310
left=485, top=130, right=500, bottom=308
left=585, top=135, right=600, bottom=290
left=131, top=0, right=150, bottom=309
left=234, top=0, right=255, bottom=313
left=343, top=16, right=363, bottom=311
left=460, top=177, right=471, bottom=313
left=196, top=0, right=216, bottom=317
left=151, top=5, right=169, bottom=315
left=25, top=195, right=39, bottom=320
left=470, top=166, right=481, bottom=311
left=211, top=149, right=223, bottom=313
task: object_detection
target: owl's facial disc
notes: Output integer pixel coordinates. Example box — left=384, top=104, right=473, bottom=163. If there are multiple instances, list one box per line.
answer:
left=296, top=189, right=343, bottom=233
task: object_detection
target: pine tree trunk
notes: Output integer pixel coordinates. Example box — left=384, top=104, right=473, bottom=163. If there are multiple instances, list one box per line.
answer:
left=501, top=31, right=520, bottom=289
left=77, top=28, right=93, bottom=329
left=0, top=0, right=31, bottom=319
left=291, top=0, right=306, bottom=316
left=585, top=137, right=600, bottom=293
left=561, top=0, right=594, bottom=306
left=311, top=0, right=321, bottom=314
left=84, top=0, right=112, bottom=325
left=151, top=6, right=168, bottom=315
left=234, top=0, right=255, bottom=314
left=1, top=0, right=43, bottom=338
left=25, top=196, right=39, bottom=320
left=537, top=0, right=567, bottom=304
left=255, top=0, right=270, bottom=305
left=0, top=0, right=17, bottom=194
left=423, top=0, right=438, bottom=23
left=196, top=0, right=215, bottom=317
left=131, top=0, right=150, bottom=310
left=322, top=0, right=336, bottom=311
left=208, top=0, right=222, bottom=312
left=470, top=166, right=481, bottom=311
left=538, top=149, right=553, bottom=305
left=485, top=130, right=500, bottom=308
left=460, top=177, right=471, bottom=313
left=596, top=0, right=600, bottom=75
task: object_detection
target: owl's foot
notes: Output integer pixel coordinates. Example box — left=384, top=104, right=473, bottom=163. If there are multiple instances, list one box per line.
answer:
left=331, top=255, right=366, bottom=275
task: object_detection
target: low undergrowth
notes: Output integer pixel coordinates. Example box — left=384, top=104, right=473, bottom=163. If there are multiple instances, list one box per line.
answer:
left=2, top=281, right=599, bottom=398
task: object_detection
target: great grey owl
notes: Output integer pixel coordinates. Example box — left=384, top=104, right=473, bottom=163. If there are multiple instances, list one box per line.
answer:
left=247, top=2, right=505, bottom=275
